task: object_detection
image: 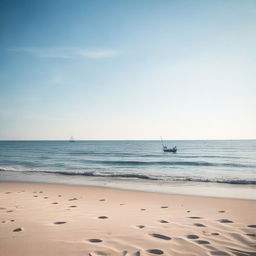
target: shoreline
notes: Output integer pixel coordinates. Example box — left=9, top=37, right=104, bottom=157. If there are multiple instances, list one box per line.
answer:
left=1, top=181, right=256, bottom=256
left=1, top=180, right=256, bottom=201
left=1, top=171, right=256, bottom=200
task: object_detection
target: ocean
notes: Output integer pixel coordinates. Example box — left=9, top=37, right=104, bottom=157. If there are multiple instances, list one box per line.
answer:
left=0, top=140, right=256, bottom=199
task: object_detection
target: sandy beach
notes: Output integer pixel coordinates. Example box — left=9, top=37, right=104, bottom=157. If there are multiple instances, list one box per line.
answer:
left=0, top=182, right=255, bottom=256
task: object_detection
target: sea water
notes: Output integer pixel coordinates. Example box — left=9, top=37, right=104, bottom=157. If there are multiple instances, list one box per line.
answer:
left=0, top=140, right=256, bottom=199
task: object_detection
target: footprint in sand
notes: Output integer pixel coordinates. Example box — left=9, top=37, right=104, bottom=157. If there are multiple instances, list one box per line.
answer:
left=194, top=223, right=206, bottom=227
left=52, top=202, right=58, bottom=205
left=246, top=233, right=256, bottom=237
left=218, top=210, right=225, bottom=213
left=44, top=197, right=48, bottom=199
left=5, top=192, right=11, bottom=194
left=188, top=216, right=203, bottom=219
left=159, top=220, right=169, bottom=223
left=13, top=228, right=23, bottom=232
left=161, top=206, right=168, bottom=209
left=187, top=234, right=199, bottom=239
left=39, top=191, right=43, bottom=193
left=210, top=251, right=230, bottom=256
left=247, top=225, right=256, bottom=228
left=196, top=240, right=210, bottom=244
left=98, top=216, right=108, bottom=219
left=0, top=207, right=6, bottom=210
left=187, top=210, right=191, bottom=213
left=68, top=198, right=77, bottom=201
left=10, top=219, right=15, bottom=222
left=54, top=221, right=66, bottom=225
left=134, top=251, right=140, bottom=256
left=150, top=233, right=171, bottom=240
left=120, top=203, right=125, bottom=206
left=99, top=199, right=105, bottom=201
left=88, top=239, right=103, bottom=243
left=137, top=225, right=145, bottom=229
left=7, top=210, right=14, bottom=213
left=147, top=249, right=164, bottom=255
left=140, top=208, right=146, bottom=211
left=97, top=251, right=110, bottom=256
left=33, top=195, right=38, bottom=197
left=93, top=251, right=109, bottom=256
left=2, top=221, right=6, bottom=223
left=218, top=219, right=233, bottom=223
left=69, top=205, right=77, bottom=208
left=211, top=233, right=220, bottom=236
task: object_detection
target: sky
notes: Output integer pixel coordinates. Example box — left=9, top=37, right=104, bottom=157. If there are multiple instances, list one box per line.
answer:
left=0, top=0, right=256, bottom=140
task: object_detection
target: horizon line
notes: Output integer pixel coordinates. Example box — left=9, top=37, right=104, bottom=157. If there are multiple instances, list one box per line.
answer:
left=0, top=139, right=255, bottom=141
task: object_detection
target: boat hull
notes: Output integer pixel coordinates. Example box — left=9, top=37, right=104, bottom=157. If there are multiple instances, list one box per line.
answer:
left=163, top=148, right=177, bottom=153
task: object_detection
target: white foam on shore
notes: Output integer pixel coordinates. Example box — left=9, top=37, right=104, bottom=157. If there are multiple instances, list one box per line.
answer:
left=1, top=169, right=256, bottom=200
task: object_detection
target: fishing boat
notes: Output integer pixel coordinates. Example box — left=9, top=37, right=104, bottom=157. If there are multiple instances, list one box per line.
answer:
left=160, top=137, right=177, bottom=153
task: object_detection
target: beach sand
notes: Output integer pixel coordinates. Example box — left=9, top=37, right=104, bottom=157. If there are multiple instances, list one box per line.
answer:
left=0, top=182, right=255, bottom=256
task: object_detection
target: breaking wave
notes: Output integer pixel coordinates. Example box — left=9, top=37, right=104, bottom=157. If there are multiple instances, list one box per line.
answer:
left=1, top=167, right=256, bottom=185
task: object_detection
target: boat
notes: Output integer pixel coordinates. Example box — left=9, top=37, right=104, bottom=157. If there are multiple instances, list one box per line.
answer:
left=160, top=137, right=177, bottom=153
left=163, top=146, right=177, bottom=153
left=69, top=136, right=75, bottom=142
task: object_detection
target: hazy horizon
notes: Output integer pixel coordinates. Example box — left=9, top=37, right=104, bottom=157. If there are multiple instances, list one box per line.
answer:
left=1, top=0, right=256, bottom=140
left=0, top=139, right=256, bottom=141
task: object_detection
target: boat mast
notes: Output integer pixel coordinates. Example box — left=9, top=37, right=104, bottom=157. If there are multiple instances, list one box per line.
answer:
left=160, top=136, right=165, bottom=147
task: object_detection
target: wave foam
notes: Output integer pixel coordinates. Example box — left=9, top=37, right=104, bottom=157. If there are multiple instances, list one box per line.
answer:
left=1, top=167, right=256, bottom=184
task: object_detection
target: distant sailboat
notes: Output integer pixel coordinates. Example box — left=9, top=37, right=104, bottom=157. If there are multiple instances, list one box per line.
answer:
left=160, top=137, right=177, bottom=153
left=69, top=136, right=75, bottom=142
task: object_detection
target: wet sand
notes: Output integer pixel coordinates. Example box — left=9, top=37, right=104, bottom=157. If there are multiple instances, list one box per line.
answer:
left=0, top=182, right=255, bottom=256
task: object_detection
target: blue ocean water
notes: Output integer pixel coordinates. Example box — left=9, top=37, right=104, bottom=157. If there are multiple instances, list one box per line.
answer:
left=0, top=140, right=256, bottom=185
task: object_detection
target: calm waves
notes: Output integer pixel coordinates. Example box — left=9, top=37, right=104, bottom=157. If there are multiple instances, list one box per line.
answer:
left=0, top=140, right=256, bottom=185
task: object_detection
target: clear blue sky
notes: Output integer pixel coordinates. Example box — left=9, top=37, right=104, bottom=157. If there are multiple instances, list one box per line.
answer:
left=0, top=0, right=256, bottom=140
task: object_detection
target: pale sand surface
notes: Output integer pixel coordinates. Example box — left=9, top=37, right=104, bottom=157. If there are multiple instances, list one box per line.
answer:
left=0, top=182, right=255, bottom=256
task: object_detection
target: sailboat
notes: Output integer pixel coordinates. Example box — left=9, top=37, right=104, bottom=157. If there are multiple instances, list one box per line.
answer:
left=160, top=137, right=177, bottom=153
left=69, top=136, right=75, bottom=142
